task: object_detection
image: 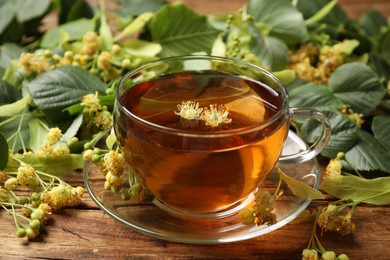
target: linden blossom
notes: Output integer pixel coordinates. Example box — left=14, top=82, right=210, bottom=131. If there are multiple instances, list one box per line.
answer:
left=174, top=101, right=232, bottom=128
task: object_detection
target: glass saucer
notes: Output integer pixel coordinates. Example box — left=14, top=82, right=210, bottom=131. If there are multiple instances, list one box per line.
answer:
left=83, top=131, right=320, bottom=244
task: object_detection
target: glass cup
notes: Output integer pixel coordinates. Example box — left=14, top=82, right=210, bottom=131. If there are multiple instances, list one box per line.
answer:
left=113, top=55, right=330, bottom=218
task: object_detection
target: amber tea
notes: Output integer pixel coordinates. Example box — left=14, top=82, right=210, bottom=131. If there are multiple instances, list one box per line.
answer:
left=115, top=71, right=288, bottom=214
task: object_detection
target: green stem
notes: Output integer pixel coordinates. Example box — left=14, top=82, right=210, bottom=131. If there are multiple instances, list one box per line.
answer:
left=1, top=202, right=35, bottom=211
left=273, top=177, right=283, bottom=197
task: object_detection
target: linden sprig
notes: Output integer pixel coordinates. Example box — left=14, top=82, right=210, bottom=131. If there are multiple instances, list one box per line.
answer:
left=83, top=135, right=152, bottom=202
left=0, top=155, right=85, bottom=240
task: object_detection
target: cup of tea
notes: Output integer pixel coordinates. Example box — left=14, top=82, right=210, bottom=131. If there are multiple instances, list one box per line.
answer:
left=113, top=55, right=330, bottom=218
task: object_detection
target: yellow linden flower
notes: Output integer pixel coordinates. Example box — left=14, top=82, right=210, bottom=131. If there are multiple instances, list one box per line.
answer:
left=325, top=158, right=342, bottom=179
left=175, top=101, right=203, bottom=120
left=302, top=249, right=319, bottom=260
left=81, top=92, right=102, bottom=113
left=202, top=104, right=232, bottom=128
left=47, top=127, right=62, bottom=145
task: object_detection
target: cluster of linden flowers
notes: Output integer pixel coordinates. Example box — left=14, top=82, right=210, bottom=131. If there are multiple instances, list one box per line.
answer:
left=0, top=127, right=84, bottom=239
left=0, top=164, right=84, bottom=239
left=18, top=31, right=142, bottom=84
left=239, top=190, right=277, bottom=226
left=288, top=40, right=354, bottom=85
left=83, top=145, right=152, bottom=202
left=300, top=152, right=360, bottom=260
left=303, top=203, right=351, bottom=260
left=80, top=92, right=113, bottom=139
left=175, top=101, right=232, bottom=128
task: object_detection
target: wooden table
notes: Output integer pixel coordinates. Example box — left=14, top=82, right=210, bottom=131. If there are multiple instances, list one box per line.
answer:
left=1, top=1, right=390, bottom=259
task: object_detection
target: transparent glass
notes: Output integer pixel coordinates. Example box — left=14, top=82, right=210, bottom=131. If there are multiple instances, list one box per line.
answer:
left=112, top=55, right=330, bottom=218
left=84, top=131, right=321, bottom=243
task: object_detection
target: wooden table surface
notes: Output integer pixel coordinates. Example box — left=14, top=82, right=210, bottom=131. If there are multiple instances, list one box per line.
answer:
left=1, top=1, right=390, bottom=259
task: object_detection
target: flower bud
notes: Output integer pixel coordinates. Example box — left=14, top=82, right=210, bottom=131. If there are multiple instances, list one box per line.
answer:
left=16, top=228, right=27, bottom=238
left=5, top=177, right=18, bottom=190
left=83, top=149, right=94, bottom=161
left=321, top=251, right=336, bottom=260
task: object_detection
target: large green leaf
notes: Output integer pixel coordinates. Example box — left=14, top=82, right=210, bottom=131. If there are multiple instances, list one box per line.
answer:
left=328, top=62, right=386, bottom=115
left=372, top=115, right=390, bottom=152
left=248, top=22, right=289, bottom=71
left=288, top=83, right=341, bottom=110
left=359, top=11, right=388, bottom=38
left=0, top=1, right=15, bottom=34
left=0, top=110, right=31, bottom=153
left=115, top=0, right=165, bottom=16
left=278, top=168, right=324, bottom=200
left=300, top=110, right=359, bottom=158
left=8, top=153, right=84, bottom=175
left=0, top=131, right=8, bottom=170
left=345, top=130, right=390, bottom=173
left=0, top=42, right=24, bottom=69
left=26, top=66, right=106, bottom=122
left=59, top=0, right=94, bottom=24
left=14, top=0, right=51, bottom=23
left=0, top=94, right=31, bottom=117
left=0, top=79, right=22, bottom=105
left=378, top=27, right=390, bottom=62
left=40, top=18, right=95, bottom=48
left=150, top=3, right=219, bottom=57
left=297, top=0, right=350, bottom=25
left=322, top=175, right=390, bottom=205
left=28, top=118, right=49, bottom=153
left=246, top=0, right=308, bottom=45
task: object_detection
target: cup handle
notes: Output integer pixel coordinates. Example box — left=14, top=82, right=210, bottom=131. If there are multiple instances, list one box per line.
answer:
left=279, top=108, right=331, bottom=164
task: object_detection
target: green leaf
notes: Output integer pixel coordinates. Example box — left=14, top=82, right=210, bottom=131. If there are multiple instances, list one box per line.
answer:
left=278, top=168, right=325, bottom=200
left=114, top=12, right=154, bottom=42
left=378, top=27, right=390, bottom=62
left=297, top=0, right=350, bottom=26
left=150, top=3, right=220, bottom=57
left=0, top=94, right=31, bottom=117
left=9, top=153, right=84, bottom=175
left=40, top=18, right=94, bottom=48
left=26, top=66, right=106, bottom=122
left=2, top=60, right=20, bottom=86
left=246, top=0, right=308, bottom=45
left=0, top=110, right=31, bottom=153
left=61, top=113, right=83, bottom=143
left=14, top=0, right=51, bottom=23
left=59, top=0, right=94, bottom=24
left=273, top=70, right=296, bottom=86
left=0, top=1, right=14, bottom=34
left=0, top=79, right=21, bottom=105
left=99, top=2, right=113, bottom=51
left=28, top=118, right=49, bottom=153
left=372, top=115, right=390, bottom=152
left=122, top=39, right=162, bottom=57
left=359, top=11, right=388, bottom=38
left=288, top=83, right=341, bottom=110
left=0, top=131, right=8, bottom=170
left=345, top=130, right=390, bottom=173
left=248, top=22, right=289, bottom=71
left=0, top=42, right=24, bottom=69
left=328, top=62, right=386, bottom=115
left=300, top=110, right=359, bottom=158
left=106, top=133, right=117, bottom=150
left=115, top=0, right=165, bottom=16
left=321, top=175, right=390, bottom=205
left=304, top=0, right=337, bottom=25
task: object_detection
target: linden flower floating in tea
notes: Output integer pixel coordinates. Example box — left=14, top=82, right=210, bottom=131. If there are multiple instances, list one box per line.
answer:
left=202, top=104, right=232, bottom=127
left=175, top=101, right=232, bottom=128
left=174, top=101, right=203, bottom=120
